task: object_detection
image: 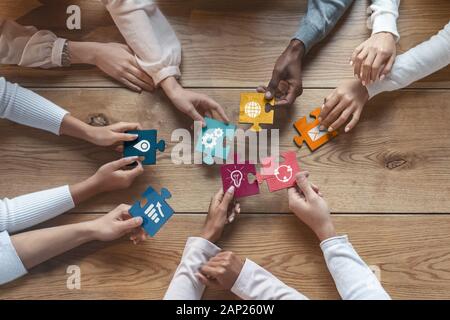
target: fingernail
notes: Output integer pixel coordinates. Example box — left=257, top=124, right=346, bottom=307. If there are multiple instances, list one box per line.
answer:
left=227, top=186, right=235, bottom=194
left=134, top=217, right=143, bottom=225
left=349, top=61, right=353, bottom=66
left=126, top=156, right=139, bottom=160
left=380, top=74, right=385, bottom=80
left=318, top=117, right=322, bottom=122
left=362, top=81, right=366, bottom=86
left=345, top=127, right=350, bottom=132
left=131, top=134, right=139, bottom=138
left=328, top=127, right=334, bottom=132
left=228, top=214, right=235, bottom=223
left=319, top=125, right=325, bottom=131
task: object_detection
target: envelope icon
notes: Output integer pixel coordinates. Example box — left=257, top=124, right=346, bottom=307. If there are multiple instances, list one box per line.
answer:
left=308, top=125, right=327, bottom=141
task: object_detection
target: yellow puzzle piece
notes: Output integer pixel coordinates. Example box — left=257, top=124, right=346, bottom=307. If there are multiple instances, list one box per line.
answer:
left=239, top=93, right=275, bottom=132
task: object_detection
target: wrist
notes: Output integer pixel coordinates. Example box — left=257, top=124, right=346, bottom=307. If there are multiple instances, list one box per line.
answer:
left=160, top=76, right=182, bottom=99
left=76, top=221, right=98, bottom=243
left=60, top=114, right=96, bottom=143
left=287, top=39, right=305, bottom=60
left=70, top=176, right=102, bottom=205
left=315, top=222, right=337, bottom=242
left=200, top=228, right=220, bottom=243
left=68, top=41, right=98, bottom=65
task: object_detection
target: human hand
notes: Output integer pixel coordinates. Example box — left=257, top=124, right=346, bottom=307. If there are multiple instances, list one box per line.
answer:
left=88, top=157, right=144, bottom=194
left=257, top=39, right=304, bottom=107
left=197, top=251, right=245, bottom=290
left=351, top=32, right=396, bottom=85
left=85, top=122, right=143, bottom=151
left=161, top=77, right=229, bottom=126
left=69, top=41, right=155, bottom=92
left=319, top=79, right=369, bottom=133
left=288, top=172, right=336, bottom=242
left=200, top=186, right=241, bottom=243
left=86, top=204, right=146, bottom=243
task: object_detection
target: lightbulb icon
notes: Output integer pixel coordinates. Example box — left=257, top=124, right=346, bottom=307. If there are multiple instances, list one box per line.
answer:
left=230, top=170, right=243, bottom=188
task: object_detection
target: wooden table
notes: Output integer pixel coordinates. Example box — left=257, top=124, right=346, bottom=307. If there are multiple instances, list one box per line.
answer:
left=1, top=0, right=450, bottom=299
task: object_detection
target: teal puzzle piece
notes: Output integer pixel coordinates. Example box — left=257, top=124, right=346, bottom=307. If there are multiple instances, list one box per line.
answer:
left=195, top=118, right=236, bottom=165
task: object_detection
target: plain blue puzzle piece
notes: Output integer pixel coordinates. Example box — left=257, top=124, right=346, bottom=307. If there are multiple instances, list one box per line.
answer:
left=129, top=186, right=174, bottom=237
left=195, top=118, right=236, bottom=165
left=123, top=130, right=165, bottom=165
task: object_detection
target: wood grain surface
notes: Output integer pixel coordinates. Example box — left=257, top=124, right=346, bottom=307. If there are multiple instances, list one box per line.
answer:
left=1, top=88, right=449, bottom=213
left=0, top=0, right=449, bottom=88
left=1, top=213, right=450, bottom=300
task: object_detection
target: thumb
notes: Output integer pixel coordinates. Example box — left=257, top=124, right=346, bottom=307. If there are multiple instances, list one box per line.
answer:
left=219, top=186, right=235, bottom=209
left=295, top=172, right=315, bottom=200
left=120, top=216, right=143, bottom=232
left=266, top=70, right=281, bottom=100
left=115, top=132, right=139, bottom=142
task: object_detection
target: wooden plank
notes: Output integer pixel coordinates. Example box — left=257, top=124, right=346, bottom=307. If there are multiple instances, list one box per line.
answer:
left=0, top=0, right=449, bottom=88
left=1, top=88, right=450, bottom=214
left=1, top=213, right=450, bottom=299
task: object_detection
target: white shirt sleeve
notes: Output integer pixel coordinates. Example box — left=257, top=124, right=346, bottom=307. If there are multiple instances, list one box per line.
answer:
left=321, top=235, right=391, bottom=300
left=367, top=0, right=400, bottom=41
left=101, top=0, right=182, bottom=86
left=0, top=77, right=69, bottom=135
left=0, top=231, right=27, bottom=285
left=164, top=237, right=221, bottom=300
left=231, top=259, right=308, bottom=300
left=367, top=21, right=450, bottom=98
left=0, top=19, right=67, bottom=68
left=0, top=185, right=75, bottom=233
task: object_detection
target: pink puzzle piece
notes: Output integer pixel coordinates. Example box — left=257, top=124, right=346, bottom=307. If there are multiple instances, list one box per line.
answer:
left=256, top=151, right=300, bottom=192
left=221, top=154, right=260, bottom=198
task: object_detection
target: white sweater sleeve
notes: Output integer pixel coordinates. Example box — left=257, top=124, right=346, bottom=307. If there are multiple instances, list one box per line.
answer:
left=101, top=0, right=181, bottom=86
left=231, top=259, right=308, bottom=300
left=367, top=21, right=450, bottom=98
left=367, top=0, right=400, bottom=41
left=0, top=186, right=75, bottom=233
left=321, top=235, right=390, bottom=300
left=0, top=77, right=69, bottom=135
left=164, top=237, right=221, bottom=300
left=0, top=231, right=27, bottom=285
left=0, top=19, right=67, bottom=68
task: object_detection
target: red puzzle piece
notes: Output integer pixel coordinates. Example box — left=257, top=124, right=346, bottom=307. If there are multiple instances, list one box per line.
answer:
left=256, top=151, right=300, bottom=192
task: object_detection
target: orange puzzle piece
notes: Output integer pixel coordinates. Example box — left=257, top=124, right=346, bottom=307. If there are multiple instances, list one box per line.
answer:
left=293, top=107, right=338, bottom=151
left=239, top=92, right=275, bottom=132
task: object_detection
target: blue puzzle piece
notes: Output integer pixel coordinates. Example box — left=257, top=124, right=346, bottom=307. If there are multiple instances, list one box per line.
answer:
left=129, top=186, right=174, bottom=237
left=195, top=118, right=236, bottom=165
left=123, top=130, right=165, bottom=165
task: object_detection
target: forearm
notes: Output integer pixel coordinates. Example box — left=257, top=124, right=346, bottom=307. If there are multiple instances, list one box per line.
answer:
left=67, top=41, right=97, bottom=65
left=69, top=176, right=104, bottom=205
left=102, top=0, right=181, bottom=85
left=11, top=221, right=95, bottom=269
left=294, top=0, right=354, bottom=54
left=59, top=114, right=98, bottom=144
left=321, top=235, right=390, bottom=300
left=164, top=237, right=221, bottom=300
left=367, top=22, right=450, bottom=98
left=231, top=259, right=308, bottom=300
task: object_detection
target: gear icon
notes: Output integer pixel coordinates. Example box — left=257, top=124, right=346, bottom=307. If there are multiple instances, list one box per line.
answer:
left=202, top=132, right=217, bottom=149
left=213, top=128, right=223, bottom=138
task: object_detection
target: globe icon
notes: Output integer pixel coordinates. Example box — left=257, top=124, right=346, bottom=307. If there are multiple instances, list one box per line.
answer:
left=244, top=101, right=261, bottom=118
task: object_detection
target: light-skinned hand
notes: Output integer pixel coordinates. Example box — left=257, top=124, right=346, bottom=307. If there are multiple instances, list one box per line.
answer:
left=351, top=32, right=396, bottom=85
left=197, top=251, right=244, bottom=290
left=319, top=79, right=369, bottom=133
left=200, top=186, right=241, bottom=243
left=288, top=171, right=336, bottom=242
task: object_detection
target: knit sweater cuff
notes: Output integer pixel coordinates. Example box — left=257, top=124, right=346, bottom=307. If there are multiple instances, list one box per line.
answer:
left=8, top=81, right=69, bottom=135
